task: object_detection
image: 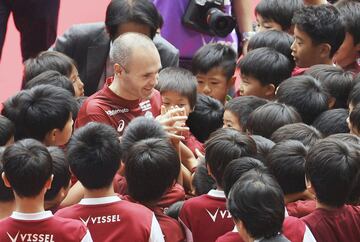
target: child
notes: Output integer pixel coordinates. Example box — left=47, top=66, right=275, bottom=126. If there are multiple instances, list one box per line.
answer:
left=0, top=139, right=91, bottom=241
left=267, top=140, right=316, bottom=218
left=291, top=5, right=345, bottom=68
left=250, top=135, right=275, bottom=164
left=0, top=115, right=14, bottom=146
left=124, top=138, right=185, bottom=242
left=179, top=128, right=257, bottom=242
left=334, top=1, right=360, bottom=73
left=55, top=122, right=164, bottom=241
left=304, top=64, right=355, bottom=109
left=271, top=123, right=323, bottom=147
left=191, top=43, right=237, bottom=104
left=44, top=146, right=71, bottom=213
left=157, top=67, right=203, bottom=154
left=246, top=102, right=302, bottom=139
left=255, top=0, right=303, bottom=33
left=223, top=96, right=268, bottom=132
left=186, top=94, right=224, bottom=143
left=312, top=109, right=349, bottom=136
left=276, top=75, right=330, bottom=124
left=302, top=138, right=360, bottom=241
left=23, top=50, right=84, bottom=97
left=1, top=85, right=75, bottom=146
left=191, top=162, right=216, bottom=196
left=0, top=147, right=14, bottom=219
left=238, top=47, right=293, bottom=100
left=24, top=70, right=76, bottom=96
left=348, top=78, right=360, bottom=112
left=348, top=104, right=360, bottom=136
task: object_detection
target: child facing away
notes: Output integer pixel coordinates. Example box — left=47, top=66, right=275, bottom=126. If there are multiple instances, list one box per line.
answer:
left=0, top=139, right=92, bottom=241
left=191, top=43, right=237, bottom=104
left=179, top=128, right=257, bottom=242
left=55, top=122, right=164, bottom=242
left=302, top=138, right=360, bottom=241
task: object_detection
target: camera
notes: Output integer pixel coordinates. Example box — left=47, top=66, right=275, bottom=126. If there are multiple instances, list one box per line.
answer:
left=183, top=0, right=236, bottom=37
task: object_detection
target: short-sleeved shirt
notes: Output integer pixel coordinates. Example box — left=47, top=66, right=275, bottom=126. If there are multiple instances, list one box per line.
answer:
left=179, top=189, right=234, bottom=242
left=0, top=211, right=92, bottom=242
left=55, top=196, right=164, bottom=242
left=75, top=79, right=161, bottom=135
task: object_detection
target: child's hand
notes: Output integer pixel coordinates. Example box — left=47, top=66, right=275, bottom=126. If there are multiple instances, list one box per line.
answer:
left=156, top=105, right=189, bottom=141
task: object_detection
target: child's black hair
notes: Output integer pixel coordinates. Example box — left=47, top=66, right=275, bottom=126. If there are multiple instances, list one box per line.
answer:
left=157, top=67, right=198, bottom=109
left=66, top=122, right=122, bottom=189
left=349, top=104, right=360, bottom=135
left=305, top=138, right=360, bottom=207
left=0, top=147, right=14, bottom=202
left=312, top=109, right=349, bottom=136
left=267, top=140, right=307, bottom=195
left=238, top=47, right=293, bottom=88
left=246, top=102, right=302, bottom=139
left=271, top=123, right=323, bottom=147
left=192, top=163, right=216, bottom=196
left=304, top=64, right=355, bottom=109
left=335, top=0, right=360, bottom=46
left=0, top=115, right=14, bottom=146
left=2, top=139, right=52, bottom=197
left=224, top=96, right=268, bottom=132
left=165, top=201, right=184, bottom=220
left=192, top=43, right=237, bottom=80
left=250, top=135, right=275, bottom=164
left=276, top=75, right=330, bottom=124
left=186, top=94, right=224, bottom=143
left=124, top=138, right=180, bottom=203
left=348, top=78, right=360, bottom=108
left=292, top=5, right=345, bottom=57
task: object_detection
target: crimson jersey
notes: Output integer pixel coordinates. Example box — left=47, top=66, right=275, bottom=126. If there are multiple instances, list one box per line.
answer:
left=302, top=205, right=360, bottom=242
left=179, top=190, right=233, bottom=242
left=0, top=211, right=92, bottom=242
left=55, top=196, right=164, bottom=242
left=286, top=200, right=316, bottom=218
left=216, top=216, right=316, bottom=242
left=75, top=79, right=161, bottom=135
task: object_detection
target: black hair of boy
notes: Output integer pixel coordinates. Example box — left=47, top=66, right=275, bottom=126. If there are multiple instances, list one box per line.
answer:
left=23, top=51, right=75, bottom=85
left=223, top=157, right=268, bottom=197
left=312, top=109, right=349, bottom=137
left=121, top=117, right=167, bottom=161
left=267, top=140, right=307, bottom=195
left=349, top=104, right=360, bottom=134
left=271, top=123, right=323, bottom=147
left=1, top=85, right=75, bottom=142
left=228, top=171, right=285, bottom=239
left=0, top=115, right=14, bottom=146
left=191, top=42, right=237, bottom=81
left=124, top=138, right=180, bottom=203
left=44, top=146, right=70, bottom=201
left=292, top=5, right=345, bottom=57
left=205, top=128, right=257, bottom=187
left=255, top=0, right=303, bottom=31
left=165, top=201, right=184, bottom=220
left=328, top=133, right=360, bottom=148
left=247, top=30, right=295, bottom=69
left=335, top=0, right=360, bottom=48
left=157, top=67, right=198, bottom=109
left=247, top=102, right=302, bottom=139
left=192, top=163, right=216, bottom=196
left=24, top=70, right=75, bottom=96
left=348, top=78, right=360, bottom=109
left=186, top=94, right=224, bottom=143
left=0, top=147, right=14, bottom=202
left=2, top=139, right=52, bottom=197
left=66, top=122, right=121, bottom=189
left=250, top=135, right=275, bottom=164
left=238, top=47, right=293, bottom=88
left=305, top=138, right=360, bottom=207
left=225, top=96, right=268, bottom=132
left=304, top=64, right=355, bottom=109
left=276, top=75, right=330, bottom=124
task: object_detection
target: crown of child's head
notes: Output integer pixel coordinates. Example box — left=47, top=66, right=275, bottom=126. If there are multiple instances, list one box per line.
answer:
left=312, top=108, right=349, bottom=137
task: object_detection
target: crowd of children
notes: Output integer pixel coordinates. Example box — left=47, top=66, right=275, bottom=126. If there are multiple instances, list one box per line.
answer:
left=1, top=0, right=360, bottom=241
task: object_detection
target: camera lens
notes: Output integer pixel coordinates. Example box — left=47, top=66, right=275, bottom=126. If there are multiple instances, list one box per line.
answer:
left=207, top=8, right=236, bottom=37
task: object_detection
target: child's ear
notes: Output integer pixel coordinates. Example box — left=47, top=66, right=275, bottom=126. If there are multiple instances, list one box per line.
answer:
left=227, top=76, right=236, bottom=89
left=118, top=161, right=125, bottom=175
left=265, top=84, right=276, bottom=99
left=305, top=175, right=315, bottom=195
left=45, top=174, right=54, bottom=190
left=328, top=96, right=336, bottom=109
left=43, top=129, right=58, bottom=146
left=2, top=172, right=11, bottom=188
left=319, top=43, right=331, bottom=59
left=206, top=164, right=216, bottom=180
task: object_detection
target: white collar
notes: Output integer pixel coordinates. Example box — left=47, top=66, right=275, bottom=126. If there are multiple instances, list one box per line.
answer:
left=11, top=211, right=53, bottom=220
left=284, top=207, right=289, bottom=217
left=232, top=225, right=238, bottom=232
left=79, top=195, right=121, bottom=205
left=207, top=189, right=226, bottom=198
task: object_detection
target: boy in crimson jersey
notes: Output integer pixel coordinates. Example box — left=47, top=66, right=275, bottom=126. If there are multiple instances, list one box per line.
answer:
left=0, top=139, right=92, bottom=242
left=55, top=122, right=164, bottom=242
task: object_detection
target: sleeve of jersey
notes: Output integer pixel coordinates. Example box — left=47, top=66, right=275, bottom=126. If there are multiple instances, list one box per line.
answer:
left=178, top=202, right=194, bottom=242
left=149, top=213, right=165, bottom=242
left=75, top=102, right=112, bottom=129
left=303, top=225, right=316, bottom=242
left=81, top=230, right=93, bottom=242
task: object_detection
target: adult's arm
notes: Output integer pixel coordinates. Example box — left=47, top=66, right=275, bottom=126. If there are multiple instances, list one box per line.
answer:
left=232, top=0, right=254, bottom=54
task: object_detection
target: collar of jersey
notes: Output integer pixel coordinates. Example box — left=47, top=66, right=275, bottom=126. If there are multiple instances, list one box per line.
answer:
left=79, top=195, right=121, bottom=205
left=11, top=211, right=53, bottom=220
left=207, top=189, right=226, bottom=198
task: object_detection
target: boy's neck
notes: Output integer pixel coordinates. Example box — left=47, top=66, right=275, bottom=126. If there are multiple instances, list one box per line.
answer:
left=304, top=0, right=327, bottom=5
left=316, top=200, right=341, bottom=210
left=0, top=200, right=15, bottom=219
left=14, top=195, right=45, bottom=214
left=83, top=185, right=116, bottom=199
